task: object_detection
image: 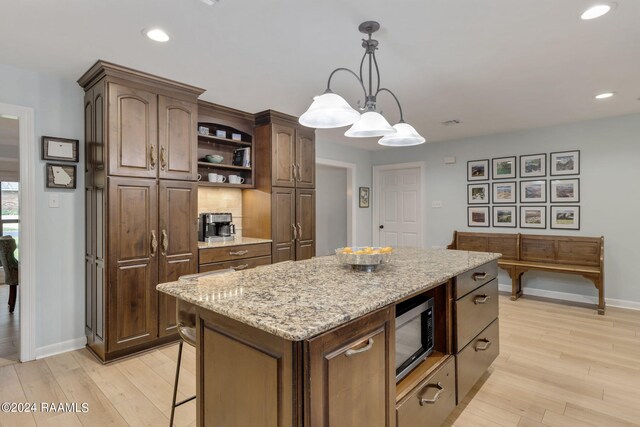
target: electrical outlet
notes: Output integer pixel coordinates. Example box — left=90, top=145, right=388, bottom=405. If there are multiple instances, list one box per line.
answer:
left=49, top=194, right=60, bottom=208
left=431, top=200, right=443, bottom=208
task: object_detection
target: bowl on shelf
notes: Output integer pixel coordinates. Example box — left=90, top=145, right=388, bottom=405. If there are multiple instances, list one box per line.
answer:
left=204, top=154, right=224, bottom=164
left=335, top=247, right=393, bottom=272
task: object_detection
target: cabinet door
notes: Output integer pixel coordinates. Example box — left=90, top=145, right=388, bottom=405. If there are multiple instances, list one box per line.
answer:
left=307, top=307, right=395, bottom=427
left=107, top=83, right=158, bottom=178
left=107, top=177, right=159, bottom=351
left=158, top=95, right=198, bottom=181
left=158, top=180, right=198, bottom=337
left=295, top=189, right=315, bottom=261
left=295, top=128, right=315, bottom=189
left=271, top=187, right=295, bottom=263
left=271, top=124, right=296, bottom=188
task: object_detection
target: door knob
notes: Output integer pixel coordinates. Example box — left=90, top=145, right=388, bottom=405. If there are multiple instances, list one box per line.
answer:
left=379, top=225, right=384, bottom=229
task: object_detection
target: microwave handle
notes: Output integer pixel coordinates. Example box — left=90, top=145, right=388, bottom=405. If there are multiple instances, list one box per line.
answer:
left=419, top=382, right=444, bottom=405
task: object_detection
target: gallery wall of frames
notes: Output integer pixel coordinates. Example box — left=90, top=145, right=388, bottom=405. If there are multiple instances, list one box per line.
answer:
left=466, top=150, right=580, bottom=230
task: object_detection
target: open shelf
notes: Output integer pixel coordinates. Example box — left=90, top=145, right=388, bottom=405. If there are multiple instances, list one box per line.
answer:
left=198, top=181, right=253, bottom=189
left=198, top=133, right=251, bottom=147
left=396, top=351, right=451, bottom=404
left=197, top=162, right=251, bottom=171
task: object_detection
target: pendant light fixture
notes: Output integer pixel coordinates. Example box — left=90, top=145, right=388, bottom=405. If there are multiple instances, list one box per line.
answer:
left=299, top=21, right=425, bottom=146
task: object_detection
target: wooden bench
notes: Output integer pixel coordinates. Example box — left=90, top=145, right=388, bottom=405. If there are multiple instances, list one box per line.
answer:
left=448, top=231, right=605, bottom=314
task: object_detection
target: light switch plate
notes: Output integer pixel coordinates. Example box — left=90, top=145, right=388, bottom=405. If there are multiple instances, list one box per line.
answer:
left=432, top=200, right=443, bottom=208
left=49, top=194, right=59, bottom=208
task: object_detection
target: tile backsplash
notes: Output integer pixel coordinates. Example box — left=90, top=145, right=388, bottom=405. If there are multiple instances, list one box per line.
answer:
left=198, top=187, right=244, bottom=237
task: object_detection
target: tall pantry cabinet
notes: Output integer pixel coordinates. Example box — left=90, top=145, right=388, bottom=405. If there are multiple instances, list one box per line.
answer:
left=243, top=111, right=316, bottom=263
left=78, top=61, right=204, bottom=361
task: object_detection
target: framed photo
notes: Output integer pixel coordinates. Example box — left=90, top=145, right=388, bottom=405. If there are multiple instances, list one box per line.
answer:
left=359, top=187, right=370, bottom=208
left=520, top=206, right=547, bottom=229
left=467, top=159, right=489, bottom=181
left=551, top=178, right=580, bottom=203
left=492, top=156, right=516, bottom=180
left=493, top=206, right=517, bottom=228
left=46, top=163, right=77, bottom=189
left=492, top=181, right=516, bottom=204
left=550, top=150, right=580, bottom=176
left=42, top=136, right=79, bottom=162
left=520, top=153, right=546, bottom=178
left=551, top=205, right=580, bottom=230
left=520, top=180, right=547, bottom=203
left=468, top=183, right=489, bottom=204
left=468, top=207, right=489, bottom=227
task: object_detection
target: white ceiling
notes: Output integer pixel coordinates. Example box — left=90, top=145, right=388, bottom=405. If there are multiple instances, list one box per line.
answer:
left=1, top=0, right=639, bottom=150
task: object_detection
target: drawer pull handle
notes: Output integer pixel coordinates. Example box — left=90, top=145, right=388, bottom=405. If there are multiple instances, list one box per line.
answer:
left=472, top=272, right=488, bottom=281
left=419, top=382, right=444, bottom=405
left=345, top=338, right=374, bottom=357
left=231, top=264, right=249, bottom=271
left=474, top=294, right=491, bottom=304
left=229, top=250, right=249, bottom=256
left=475, top=338, right=492, bottom=352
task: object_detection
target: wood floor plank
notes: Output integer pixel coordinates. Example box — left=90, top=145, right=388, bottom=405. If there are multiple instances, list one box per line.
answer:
left=0, top=365, right=36, bottom=427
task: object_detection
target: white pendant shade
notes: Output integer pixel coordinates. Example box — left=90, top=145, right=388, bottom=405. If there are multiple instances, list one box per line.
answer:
left=344, top=111, right=395, bottom=138
left=378, top=122, right=426, bottom=146
left=299, top=93, right=361, bottom=128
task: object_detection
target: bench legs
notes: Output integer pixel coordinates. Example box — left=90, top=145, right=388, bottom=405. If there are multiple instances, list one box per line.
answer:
left=583, top=274, right=605, bottom=315
left=503, top=266, right=524, bottom=301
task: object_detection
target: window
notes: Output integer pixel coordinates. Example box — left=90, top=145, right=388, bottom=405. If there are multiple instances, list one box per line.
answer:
left=1, top=182, right=19, bottom=259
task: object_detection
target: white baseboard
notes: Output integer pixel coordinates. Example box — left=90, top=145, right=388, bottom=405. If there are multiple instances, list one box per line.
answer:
left=35, top=336, right=86, bottom=360
left=498, top=283, right=640, bottom=312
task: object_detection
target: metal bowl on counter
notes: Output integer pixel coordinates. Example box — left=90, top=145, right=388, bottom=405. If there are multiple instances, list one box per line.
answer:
left=335, top=247, right=393, bottom=272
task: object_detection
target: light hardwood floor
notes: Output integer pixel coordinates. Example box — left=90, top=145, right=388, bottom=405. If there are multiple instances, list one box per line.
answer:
left=1, top=294, right=640, bottom=426
left=0, top=284, right=19, bottom=367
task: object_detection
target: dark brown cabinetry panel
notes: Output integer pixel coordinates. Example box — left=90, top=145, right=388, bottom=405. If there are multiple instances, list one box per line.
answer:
left=271, top=187, right=296, bottom=263
left=295, top=189, right=315, bottom=261
left=107, top=83, right=158, bottom=178
left=271, top=124, right=296, bottom=188
left=307, top=307, right=395, bottom=427
left=295, top=127, right=315, bottom=189
left=158, top=180, right=198, bottom=336
left=107, top=177, right=159, bottom=351
left=158, top=96, right=198, bottom=181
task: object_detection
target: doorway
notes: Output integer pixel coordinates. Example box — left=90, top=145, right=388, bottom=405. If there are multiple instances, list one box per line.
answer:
left=315, top=158, right=356, bottom=255
left=373, top=162, right=425, bottom=248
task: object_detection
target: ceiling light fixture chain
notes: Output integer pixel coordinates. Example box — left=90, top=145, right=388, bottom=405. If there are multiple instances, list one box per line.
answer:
left=299, top=21, right=425, bottom=146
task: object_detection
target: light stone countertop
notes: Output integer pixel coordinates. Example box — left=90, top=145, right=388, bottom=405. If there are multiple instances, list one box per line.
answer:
left=198, top=236, right=272, bottom=249
left=157, top=248, right=501, bottom=341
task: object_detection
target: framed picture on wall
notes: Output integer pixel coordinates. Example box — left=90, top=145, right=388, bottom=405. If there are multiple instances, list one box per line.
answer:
left=468, top=206, right=490, bottom=227
left=550, top=150, right=580, bottom=176
left=492, top=181, right=516, bottom=204
left=492, top=156, right=516, bottom=179
left=42, top=136, right=79, bottom=162
left=551, top=205, right=580, bottom=230
left=520, top=180, right=547, bottom=203
left=520, top=153, right=546, bottom=178
left=467, top=159, right=489, bottom=181
left=550, top=178, right=580, bottom=203
left=46, top=163, right=77, bottom=189
left=359, top=187, right=370, bottom=208
left=493, top=206, right=517, bottom=228
left=468, top=183, right=489, bottom=204
left=520, top=206, right=546, bottom=229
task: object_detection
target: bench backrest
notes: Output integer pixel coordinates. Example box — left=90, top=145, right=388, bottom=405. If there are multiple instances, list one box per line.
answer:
left=450, top=231, right=603, bottom=267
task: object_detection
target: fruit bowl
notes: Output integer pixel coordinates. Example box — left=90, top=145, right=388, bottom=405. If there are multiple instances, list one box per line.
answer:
left=204, top=154, right=224, bottom=164
left=335, top=247, right=393, bottom=272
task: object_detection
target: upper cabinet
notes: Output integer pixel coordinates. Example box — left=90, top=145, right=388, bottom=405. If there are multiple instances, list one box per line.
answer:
left=296, top=127, right=316, bottom=189
left=272, top=123, right=296, bottom=187
left=158, top=95, right=198, bottom=181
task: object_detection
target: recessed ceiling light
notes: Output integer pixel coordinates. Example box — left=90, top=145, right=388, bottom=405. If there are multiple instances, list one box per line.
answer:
left=595, top=92, right=615, bottom=99
left=144, top=28, right=170, bottom=42
left=581, top=4, right=614, bottom=20
left=200, top=0, right=219, bottom=5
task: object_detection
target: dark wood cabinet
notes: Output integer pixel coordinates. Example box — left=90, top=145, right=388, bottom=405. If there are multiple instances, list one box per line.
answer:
left=307, top=307, right=395, bottom=427
left=79, top=61, right=204, bottom=361
left=272, top=187, right=296, bottom=263
left=295, top=189, right=315, bottom=261
left=271, top=123, right=296, bottom=188
left=295, top=127, right=316, bottom=189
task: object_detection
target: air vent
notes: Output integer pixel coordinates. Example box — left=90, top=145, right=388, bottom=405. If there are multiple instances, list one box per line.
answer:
left=441, top=119, right=462, bottom=126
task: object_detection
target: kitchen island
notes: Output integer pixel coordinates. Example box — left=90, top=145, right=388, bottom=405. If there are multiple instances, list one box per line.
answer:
left=158, top=248, right=501, bottom=427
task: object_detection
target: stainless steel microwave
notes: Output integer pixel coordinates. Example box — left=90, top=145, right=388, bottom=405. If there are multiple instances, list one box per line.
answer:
left=395, top=296, right=434, bottom=382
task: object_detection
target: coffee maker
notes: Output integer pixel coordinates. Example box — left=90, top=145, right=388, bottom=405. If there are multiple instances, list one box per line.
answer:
left=199, top=212, right=236, bottom=243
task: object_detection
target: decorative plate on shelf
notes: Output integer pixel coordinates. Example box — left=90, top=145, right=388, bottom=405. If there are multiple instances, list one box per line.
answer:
left=335, top=247, right=393, bottom=272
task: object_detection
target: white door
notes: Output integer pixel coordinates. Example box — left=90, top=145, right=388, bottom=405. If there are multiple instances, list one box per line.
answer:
left=375, top=167, right=422, bottom=248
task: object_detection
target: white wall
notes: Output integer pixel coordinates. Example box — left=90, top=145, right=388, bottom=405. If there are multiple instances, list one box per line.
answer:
left=316, top=164, right=347, bottom=255
left=372, top=113, right=640, bottom=304
left=0, top=63, right=85, bottom=353
left=315, top=138, right=373, bottom=246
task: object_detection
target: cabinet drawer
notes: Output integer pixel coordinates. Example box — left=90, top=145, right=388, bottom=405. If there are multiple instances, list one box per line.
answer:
left=199, top=243, right=271, bottom=264
left=456, top=319, right=499, bottom=403
left=199, top=255, right=271, bottom=273
left=455, top=279, right=498, bottom=352
left=455, top=261, right=498, bottom=299
left=397, top=356, right=456, bottom=427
